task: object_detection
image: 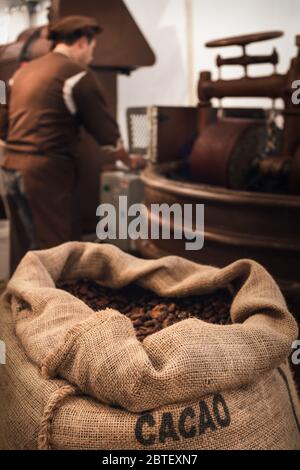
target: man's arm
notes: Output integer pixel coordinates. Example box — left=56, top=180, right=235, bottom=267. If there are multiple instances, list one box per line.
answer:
left=71, top=70, right=146, bottom=170
left=72, top=71, right=132, bottom=164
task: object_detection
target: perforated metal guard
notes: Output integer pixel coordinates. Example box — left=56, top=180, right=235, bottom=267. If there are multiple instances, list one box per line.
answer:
left=126, top=107, right=149, bottom=155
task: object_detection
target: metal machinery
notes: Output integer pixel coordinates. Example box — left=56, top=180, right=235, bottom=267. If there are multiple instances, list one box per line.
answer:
left=137, top=31, right=300, bottom=319
left=191, top=31, right=300, bottom=193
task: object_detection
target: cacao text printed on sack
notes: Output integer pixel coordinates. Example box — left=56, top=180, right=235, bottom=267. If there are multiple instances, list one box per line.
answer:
left=135, top=394, right=231, bottom=446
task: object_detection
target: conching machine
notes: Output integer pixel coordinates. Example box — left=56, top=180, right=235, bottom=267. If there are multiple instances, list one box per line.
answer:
left=135, top=31, right=300, bottom=317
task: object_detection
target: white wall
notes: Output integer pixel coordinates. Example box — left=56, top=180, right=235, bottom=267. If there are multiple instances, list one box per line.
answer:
left=118, top=0, right=190, bottom=143
left=0, top=1, right=29, bottom=44
left=0, top=0, right=49, bottom=45
left=31, top=1, right=51, bottom=28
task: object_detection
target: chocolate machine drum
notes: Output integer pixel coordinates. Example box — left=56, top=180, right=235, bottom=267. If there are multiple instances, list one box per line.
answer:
left=190, top=118, right=267, bottom=189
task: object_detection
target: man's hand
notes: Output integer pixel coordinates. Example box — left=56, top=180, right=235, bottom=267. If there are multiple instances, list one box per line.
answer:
left=112, top=147, right=147, bottom=171
left=128, top=154, right=147, bottom=171
left=103, top=139, right=147, bottom=172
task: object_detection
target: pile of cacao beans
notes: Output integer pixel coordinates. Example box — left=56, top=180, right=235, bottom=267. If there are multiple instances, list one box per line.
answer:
left=58, top=280, right=232, bottom=342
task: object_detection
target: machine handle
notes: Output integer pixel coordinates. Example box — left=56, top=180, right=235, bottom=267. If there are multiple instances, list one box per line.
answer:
left=206, top=31, right=284, bottom=76
left=206, top=31, right=283, bottom=48
left=216, top=49, right=279, bottom=68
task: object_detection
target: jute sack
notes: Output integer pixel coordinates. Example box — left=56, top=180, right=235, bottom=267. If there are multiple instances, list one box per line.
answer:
left=0, top=241, right=299, bottom=450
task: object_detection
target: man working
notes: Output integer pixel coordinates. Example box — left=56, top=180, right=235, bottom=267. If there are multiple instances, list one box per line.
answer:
left=0, top=16, right=140, bottom=273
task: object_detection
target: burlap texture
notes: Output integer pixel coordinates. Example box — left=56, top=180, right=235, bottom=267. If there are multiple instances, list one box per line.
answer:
left=0, top=241, right=299, bottom=450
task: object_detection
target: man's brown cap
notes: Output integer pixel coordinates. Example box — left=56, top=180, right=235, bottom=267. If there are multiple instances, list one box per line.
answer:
left=48, top=15, right=102, bottom=42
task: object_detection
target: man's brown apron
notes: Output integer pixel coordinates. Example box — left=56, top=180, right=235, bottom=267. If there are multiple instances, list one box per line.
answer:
left=0, top=153, right=81, bottom=273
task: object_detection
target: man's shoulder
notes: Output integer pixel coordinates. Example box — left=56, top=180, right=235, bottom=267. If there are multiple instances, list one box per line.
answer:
left=16, top=53, right=87, bottom=80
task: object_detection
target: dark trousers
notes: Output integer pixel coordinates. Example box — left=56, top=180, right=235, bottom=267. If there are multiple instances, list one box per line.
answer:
left=0, top=155, right=81, bottom=274
left=0, top=168, right=38, bottom=274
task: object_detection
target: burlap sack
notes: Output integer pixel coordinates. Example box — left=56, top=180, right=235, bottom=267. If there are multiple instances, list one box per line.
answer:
left=0, top=241, right=299, bottom=450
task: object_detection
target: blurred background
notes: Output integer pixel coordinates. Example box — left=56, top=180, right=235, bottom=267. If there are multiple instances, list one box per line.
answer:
left=0, top=0, right=298, bottom=141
